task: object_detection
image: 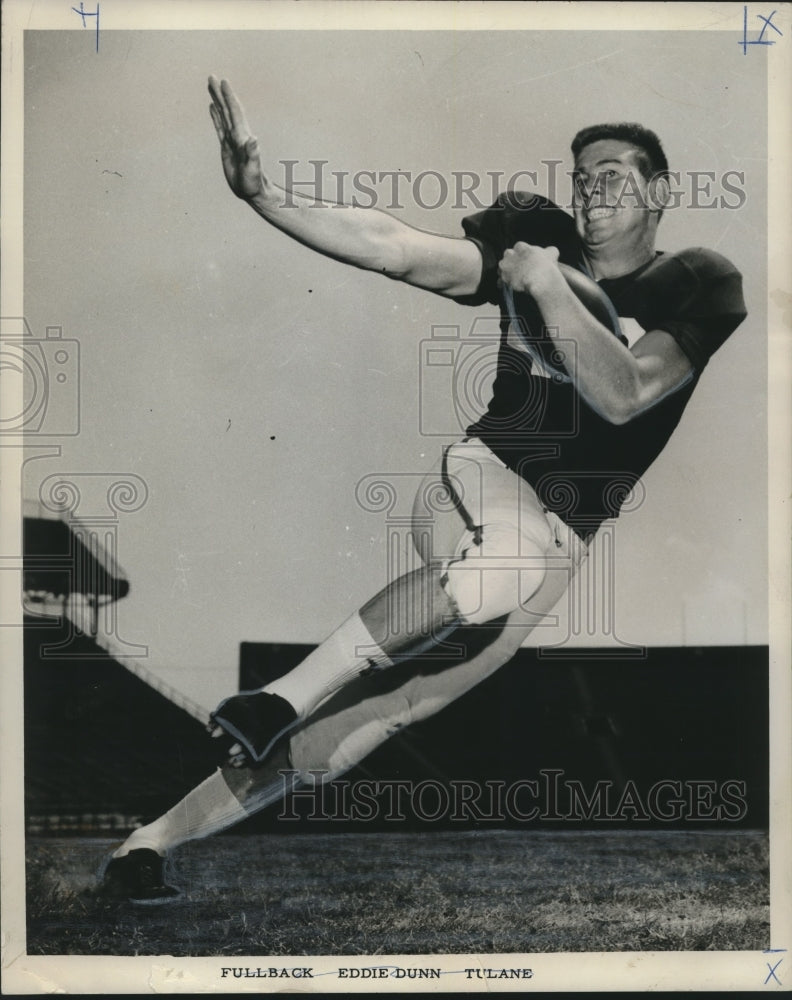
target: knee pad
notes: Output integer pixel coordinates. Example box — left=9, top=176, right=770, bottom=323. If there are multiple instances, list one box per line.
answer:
left=443, top=560, right=547, bottom=625
left=441, top=525, right=549, bottom=626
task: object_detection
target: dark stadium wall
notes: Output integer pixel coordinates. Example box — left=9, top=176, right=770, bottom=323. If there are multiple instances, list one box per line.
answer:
left=23, top=621, right=767, bottom=834
left=237, top=641, right=769, bottom=833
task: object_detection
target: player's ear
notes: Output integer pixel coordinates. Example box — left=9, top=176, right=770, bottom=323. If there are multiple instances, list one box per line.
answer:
left=646, top=173, right=671, bottom=215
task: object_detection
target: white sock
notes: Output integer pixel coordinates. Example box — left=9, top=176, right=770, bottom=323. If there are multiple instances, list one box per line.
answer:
left=114, top=768, right=249, bottom=857
left=263, top=611, right=392, bottom=719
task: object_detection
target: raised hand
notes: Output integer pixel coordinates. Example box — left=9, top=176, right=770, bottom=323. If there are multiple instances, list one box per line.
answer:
left=208, top=76, right=264, bottom=200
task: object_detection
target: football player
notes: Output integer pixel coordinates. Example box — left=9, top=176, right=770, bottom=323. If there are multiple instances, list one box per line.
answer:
left=101, top=77, right=745, bottom=902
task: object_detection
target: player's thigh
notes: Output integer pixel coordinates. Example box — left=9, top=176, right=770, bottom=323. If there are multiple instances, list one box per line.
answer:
left=411, top=439, right=553, bottom=566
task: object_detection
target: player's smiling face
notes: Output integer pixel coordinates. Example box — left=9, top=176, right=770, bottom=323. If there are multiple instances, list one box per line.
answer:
left=572, top=139, right=656, bottom=252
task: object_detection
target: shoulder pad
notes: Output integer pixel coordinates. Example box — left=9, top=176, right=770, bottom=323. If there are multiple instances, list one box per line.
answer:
left=670, top=247, right=741, bottom=279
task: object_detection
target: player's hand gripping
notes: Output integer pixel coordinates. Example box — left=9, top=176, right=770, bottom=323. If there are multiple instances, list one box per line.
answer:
left=208, top=76, right=265, bottom=201
left=498, top=242, right=566, bottom=301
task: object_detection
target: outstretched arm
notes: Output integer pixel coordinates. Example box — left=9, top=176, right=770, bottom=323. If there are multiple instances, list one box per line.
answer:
left=208, top=76, right=482, bottom=299
left=499, top=243, right=695, bottom=424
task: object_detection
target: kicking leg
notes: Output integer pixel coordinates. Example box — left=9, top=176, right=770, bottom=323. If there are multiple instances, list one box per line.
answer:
left=101, top=615, right=556, bottom=901
left=102, top=513, right=584, bottom=901
left=211, top=440, right=558, bottom=766
left=289, top=513, right=586, bottom=780
left=209, top=565, right=461, bottom=765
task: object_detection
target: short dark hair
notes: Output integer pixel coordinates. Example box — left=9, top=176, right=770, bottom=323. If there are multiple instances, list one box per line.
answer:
left=571, top=123, right=669, bottom=181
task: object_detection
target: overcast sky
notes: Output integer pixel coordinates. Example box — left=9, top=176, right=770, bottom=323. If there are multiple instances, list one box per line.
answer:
left=22, top=27, right=767, bottom=710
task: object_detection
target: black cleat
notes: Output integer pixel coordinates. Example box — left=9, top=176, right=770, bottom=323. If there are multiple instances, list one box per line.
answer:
left=100, top=848, right=181, bottom=905
left=209, top=690, right=298, bottom=764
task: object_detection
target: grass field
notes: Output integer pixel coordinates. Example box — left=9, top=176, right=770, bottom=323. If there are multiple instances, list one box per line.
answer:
left=25, top=828, right=769, bottom=956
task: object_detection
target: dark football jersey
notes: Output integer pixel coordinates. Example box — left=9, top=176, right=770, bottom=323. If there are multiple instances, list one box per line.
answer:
left=455, top=194, right=747, bottom=537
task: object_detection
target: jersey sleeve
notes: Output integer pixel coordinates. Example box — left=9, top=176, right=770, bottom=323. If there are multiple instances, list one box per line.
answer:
left=454, top=196, right=509, bottom=307
left=644, top=248, right=747, bottom=372
left=453, top=193, right=578, bottom=307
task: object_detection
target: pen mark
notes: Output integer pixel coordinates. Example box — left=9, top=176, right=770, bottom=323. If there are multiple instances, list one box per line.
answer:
left=739, top=6, right=783, bottom=54
left=764, top=957, right=783, bottom=985
left=71, top=2, right=100, bottom=53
